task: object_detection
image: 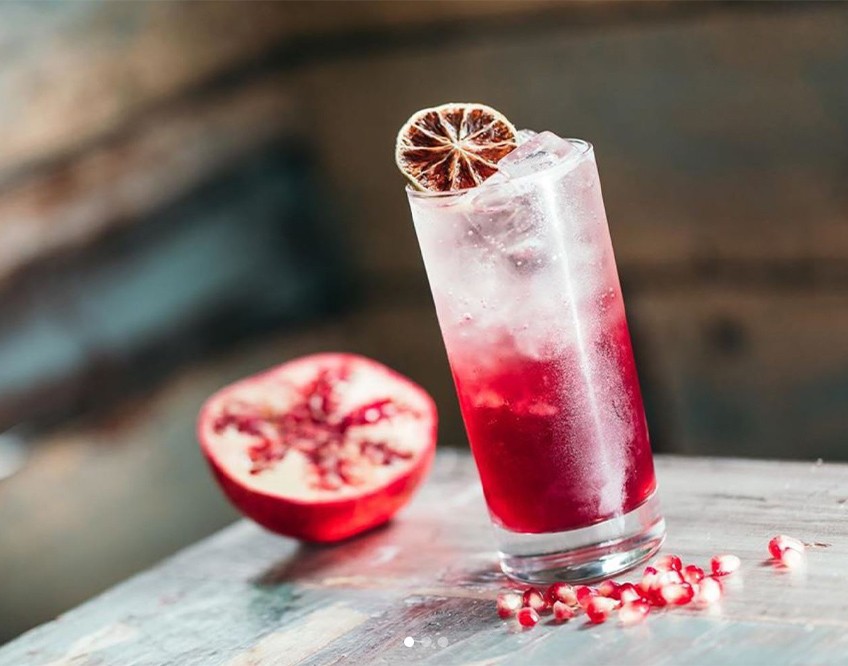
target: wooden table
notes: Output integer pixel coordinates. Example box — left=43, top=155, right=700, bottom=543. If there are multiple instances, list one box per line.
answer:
left=2, top=452, right=846, bottom=665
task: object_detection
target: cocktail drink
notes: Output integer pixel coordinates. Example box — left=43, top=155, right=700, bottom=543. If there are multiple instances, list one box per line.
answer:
left=398, top=105, right=664, bottom=583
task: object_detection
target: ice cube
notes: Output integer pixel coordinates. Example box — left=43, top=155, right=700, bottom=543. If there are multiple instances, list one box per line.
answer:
left=516, top=129, right=538, bottom=145
left=497, top=131, right=575, bottom=179
left=467, top=181, right=530, bottom=241
left=465, top=182, right=549, bottom=275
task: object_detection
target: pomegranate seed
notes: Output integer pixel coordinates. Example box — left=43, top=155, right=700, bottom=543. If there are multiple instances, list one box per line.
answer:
left=649, top=589, right=667, bottom=607
left=682, top=565, right=705, bottom=585
left=619, top=583, right=643, bottom=605
left=639, top=567, right=660, bottom=595
left=711, top=554, right=741, bottom=577
left=780, top=547, right=805, bottom=569
left=586, top=596, right=618, bottom=624
left=575, top=585, right=596, bottom=610
left=619, top=600, right=651, bottom=626
left=694, top=576, right=723, bottom=605
left=654, top=554, right=682, bottom=572
left=768, top=535, right=805, bottom=560
left=496, top=591, right=523, bottom=618
left=598, top=580, right=621, bottom=599
left=552, top=600, right=576, bottom=622
left=522, top=587, right=549, bottom=613
left=659, top=582, right=695, bottom=606
left=516, top=607, right=540, bottom=628
left=658, top=570, right=684, bottom=587
left=545, top=582, right=577, bottom=606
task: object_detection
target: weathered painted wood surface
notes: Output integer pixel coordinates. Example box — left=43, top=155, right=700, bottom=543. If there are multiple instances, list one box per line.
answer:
left=2, top=451, right=846, bottom=665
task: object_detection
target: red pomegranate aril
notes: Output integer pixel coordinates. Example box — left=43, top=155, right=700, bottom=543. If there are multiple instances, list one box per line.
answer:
left=654, top=554, right=682, bottom=572
left=598, top=580, right=621, bottom=599
left=711, top=554, right=741, bottom=577
left=575, top=585, right=597, bottom=610
left=768, top=535, right=805, bottom=560
left=619, top=600, right=651, bottom=626
left=546, top=582, right=577, bottom=606
left=522, top=587, right=549, bottom=613
left=649, top=589, right=668, bottom=608
left=586, top=597, right=618, bottom=624
left=780, top=547, right=805, bottom=569
left=682, top=565, right=705, bottom=585
left=497, top=591, right=523, bottom=618
left=658, top=570, right=684, bottom=587
left=694, top=576, right=723, bottom=606
left=516, top=607, right=540, bottom=628
left=659, top=582, right=695, bottom=606
left=619, top=583, right=643, bottom=605
left=639, top=568, right=660, bottom=596
left=553, top=601, right=576, bottom=622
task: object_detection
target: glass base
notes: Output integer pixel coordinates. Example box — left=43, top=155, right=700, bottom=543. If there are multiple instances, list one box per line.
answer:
left=496, top=492, right=665, bottom=584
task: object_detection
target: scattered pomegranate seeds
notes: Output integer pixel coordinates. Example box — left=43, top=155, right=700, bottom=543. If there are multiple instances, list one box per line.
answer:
left=598, top=580, right=621, bottom=599
left=619, top=600, right=651, bottom=626
left=545, top=582, right=577, bottom=606
left=497, top=591, right=523, bottom=618
left=586, top=596, right=618, bottom=624
left=654, top=554, right=682, bottom=572
left=496, top=539, right=800, bottom=630
left=694, top=576, right=723, bottom=606
left=659, top=582, right=695, bottom=606
left=516, top=607, right=540, bottom=628
left=522, top=587, right=549, bottom=613
left=552, top=600, right=576, bottom=622
left=711, top=554, right=741, bottom=577
left=682, top=565, right=705, bottom=585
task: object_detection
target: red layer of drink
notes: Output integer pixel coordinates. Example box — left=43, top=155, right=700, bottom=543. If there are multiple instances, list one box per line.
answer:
left=451, top=315, right=656, bottom=534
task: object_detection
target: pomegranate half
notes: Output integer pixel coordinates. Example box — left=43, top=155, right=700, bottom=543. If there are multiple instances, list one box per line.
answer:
left=198, top=353, right=437, bottom=542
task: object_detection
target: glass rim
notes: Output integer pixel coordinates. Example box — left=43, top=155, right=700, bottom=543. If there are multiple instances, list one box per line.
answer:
left=406, top=137, right=593, bottom=201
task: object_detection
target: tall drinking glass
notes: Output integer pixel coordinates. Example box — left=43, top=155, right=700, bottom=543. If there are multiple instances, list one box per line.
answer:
left=406, top=137, right=664, bottom=583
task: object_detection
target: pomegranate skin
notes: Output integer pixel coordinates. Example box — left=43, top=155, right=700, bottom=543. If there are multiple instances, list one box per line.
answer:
left=198, top=353, right=438, bottom=543
left=205, top=446, right=435, bottom=542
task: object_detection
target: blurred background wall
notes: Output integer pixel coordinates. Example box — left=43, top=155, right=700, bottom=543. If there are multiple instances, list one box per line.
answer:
left=1, top=0, right=846, bottom=643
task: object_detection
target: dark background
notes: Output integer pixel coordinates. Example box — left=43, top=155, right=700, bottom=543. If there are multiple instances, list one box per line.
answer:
left=1, top=0, right=846, bottom=643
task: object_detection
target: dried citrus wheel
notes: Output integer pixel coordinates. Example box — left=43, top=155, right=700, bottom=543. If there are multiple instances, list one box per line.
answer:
left=395, top=103, right=517, bottom=192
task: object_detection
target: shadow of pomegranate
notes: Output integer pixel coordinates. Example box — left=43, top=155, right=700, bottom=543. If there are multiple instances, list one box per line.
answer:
left=252, top=521, right=396, bottom=586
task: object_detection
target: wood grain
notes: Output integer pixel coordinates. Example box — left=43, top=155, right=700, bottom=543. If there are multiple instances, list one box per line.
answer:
left=2, top=451, right=846, bottom=665
left=293, top=4, right=848, bottom=277
left=0, top=1, right=617, bottom=180
left=630, top=289, right=848, bottom=459
left=0, top=74, right=298, bottom=285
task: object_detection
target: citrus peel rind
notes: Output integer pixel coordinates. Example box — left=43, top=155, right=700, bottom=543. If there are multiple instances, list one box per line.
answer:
left=395, top=102, right=517, bottom=192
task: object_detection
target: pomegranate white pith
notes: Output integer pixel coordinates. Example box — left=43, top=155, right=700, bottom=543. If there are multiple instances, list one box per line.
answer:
left=198, top=353, right=437, bottom=542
